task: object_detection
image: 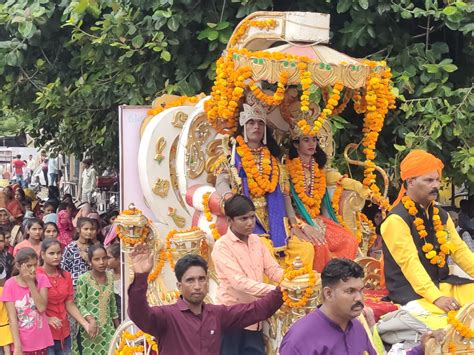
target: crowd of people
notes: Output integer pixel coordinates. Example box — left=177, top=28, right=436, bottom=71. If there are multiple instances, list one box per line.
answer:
left=0, top=181, right=120, bottom=355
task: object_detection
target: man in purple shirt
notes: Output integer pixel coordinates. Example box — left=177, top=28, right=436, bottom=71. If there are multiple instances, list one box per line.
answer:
left=280, top=258, right=377, bottom=355
left=128, top=244, right=283, bottom=355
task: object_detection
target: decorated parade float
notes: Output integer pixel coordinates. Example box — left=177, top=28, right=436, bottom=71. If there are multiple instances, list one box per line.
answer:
left=110, top=11, right=473, bottom=355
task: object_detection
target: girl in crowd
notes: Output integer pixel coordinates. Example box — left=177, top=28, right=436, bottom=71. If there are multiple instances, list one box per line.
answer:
left=0, top=264, right=13, bottom=355
left=44, top=222, right=59, bottom=239
left=0, top=230, right=14, bottom=278
left=75, top=245, right=118, bottom=354
left=2, top=187, right=23, bottom=221
left=57, top=203, right=74, bottom=248
left=106, top=243, right=121, bottom=320
left=1, top=247, right=54, bottom=354
left=38, top=238, right=93, bottom=354
left=61, top=217, right=98, bottom=287
left=13, top=218, right=44, bottom=257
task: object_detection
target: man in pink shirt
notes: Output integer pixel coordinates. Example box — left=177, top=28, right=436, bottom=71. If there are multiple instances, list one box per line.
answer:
left=211, top=194, right=284, bottom=355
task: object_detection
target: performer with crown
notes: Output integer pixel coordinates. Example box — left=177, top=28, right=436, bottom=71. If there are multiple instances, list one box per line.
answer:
left=285, top=112, right=366, bottom=272
left=215, top=102, right=313, bottom=265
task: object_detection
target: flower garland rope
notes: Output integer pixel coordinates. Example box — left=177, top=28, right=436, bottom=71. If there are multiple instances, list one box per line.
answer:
left=202, top=192, right=222, bottom=240
left=286, top=157, right=326, bottom=218
left=115, top=330, right=158, bottom=355
left=402, top=196, right=450, bottom=268
left=236, top=135, right=279, bottom=197
left=281, top=264, right=316, bottom=308
left=446, top=310, right=474, bottom=354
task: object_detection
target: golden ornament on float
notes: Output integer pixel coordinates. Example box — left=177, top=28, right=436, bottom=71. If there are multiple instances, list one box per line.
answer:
left=115, top=203, right=153, bottom=252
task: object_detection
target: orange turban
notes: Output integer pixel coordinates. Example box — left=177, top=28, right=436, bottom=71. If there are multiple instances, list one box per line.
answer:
left=391, top=150, right=444, bottom=208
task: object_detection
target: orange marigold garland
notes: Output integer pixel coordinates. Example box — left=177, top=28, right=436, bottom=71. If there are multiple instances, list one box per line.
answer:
left=402, top=196, right=450, bottom=268
left=295, top=82, right=344, bottom=137
left=446, top=310, right=474, bottom=354
left=201, top=192, right=222, bottom=240
left=358, top=61, right=396, bottom=212
left=116, top=207, right=151, bottom=246
left=147, top=95, right=201, bottom=117
left=147, top=244, right=167, bottom=283
left=332, top=88, right=353, bottom=115
left=286, top=157, right=326, bottom=218
left=236, top=135, right=279, bottom=197
left=228, top=19, right=278, bottom=47
left=248, top=70, right=288, bottom=106
left=115, top=331, right=158, bottom=355
left=281, top=264, right=316, bottom=308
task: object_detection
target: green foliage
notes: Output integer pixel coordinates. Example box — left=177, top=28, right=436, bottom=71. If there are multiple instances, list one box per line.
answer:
left=0, top=0, right=472, bottom=192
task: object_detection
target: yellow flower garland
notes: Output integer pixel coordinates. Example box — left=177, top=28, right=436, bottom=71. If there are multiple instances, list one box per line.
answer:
left=248, top=70, right=288, bottom=106
left=295, top=82, right=344, bottom=137
left=286, top=157, right=326, bottom=218
left=228, top=19, right=278, bottom=47
left=236, top=135, right=279, bottom=197
left=281, top=264, right=316, bottom=308
left=115, top=330, right=158, bottom=355
left=447, top=310, right=474, bottom=354
left=202, top=192, right=221, bottom=240
left=116, top=224, right=149, bottom=246
left=147, top=95, right=201, bottom=117
left=402, top=196, right=450, bottom=268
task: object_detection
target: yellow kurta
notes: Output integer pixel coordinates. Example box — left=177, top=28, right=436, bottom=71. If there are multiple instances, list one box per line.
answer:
left=381, top=213, right=474, bottom=305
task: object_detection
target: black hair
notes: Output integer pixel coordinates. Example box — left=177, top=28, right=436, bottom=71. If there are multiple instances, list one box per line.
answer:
left=15, top=188, right=26, bottom=202
left=288, top=137, right=327, bottom=168
left=82, top=158, right=93, bottom=167
left=43, top=201, right=56, bottom=212
left=43, top=222, right=59, bottom=234
left=12, top=247, right=38, bottom=276
left=107, top=243, right=120, bottom=259
left=87, top=244, right=107, bottom=263
left=321, top=258, right=364, bottom=288
left=57, top=202, right=72, bottom=212
left=105, top=210, right=119, bottom=224
left=48, top=186, right=60, bottom=200
left=224, top=194, right=255, bottom=219
left=175, top=254, right=208, bottom=282
left=40, top=238, right=65, bottom=276
left=235, top=124, right=282, bottom=158
left=24, top=218, right=44, bottom=240
left=0, top=230, right=5, bottom=239
left=22, top=198, right=32, bottom=209
left=73, top=217, right=95, bottom=241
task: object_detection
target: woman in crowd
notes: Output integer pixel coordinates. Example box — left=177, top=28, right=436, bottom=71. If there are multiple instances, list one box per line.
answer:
left=44, top=222, right=60, bottom=239
left=0, top=264, right=13, bottom=355
left=0, top=230, right=14, bottom=279
left=13, top=218, right=44, bottom=257
left=61, top=217, right=98, bottom=287
left=57, top=202, right=74, bottom=248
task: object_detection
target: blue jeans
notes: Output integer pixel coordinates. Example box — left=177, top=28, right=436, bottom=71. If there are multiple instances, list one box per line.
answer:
left=46, top=336, right=71, bottom=355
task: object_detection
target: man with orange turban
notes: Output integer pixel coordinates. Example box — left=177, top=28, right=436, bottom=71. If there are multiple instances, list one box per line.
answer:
left=381, top=150, right=473, bottom=322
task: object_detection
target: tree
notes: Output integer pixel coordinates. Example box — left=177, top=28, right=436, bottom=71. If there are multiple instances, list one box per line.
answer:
left=0, top=0, right=472, bottom=192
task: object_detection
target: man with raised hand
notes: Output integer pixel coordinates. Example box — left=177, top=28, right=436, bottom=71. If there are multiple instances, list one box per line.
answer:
left=128, top=245, right=283, bottom=355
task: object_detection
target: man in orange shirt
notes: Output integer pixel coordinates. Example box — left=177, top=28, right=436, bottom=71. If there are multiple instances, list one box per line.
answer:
left=211, top=194, right=283, bottom=355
